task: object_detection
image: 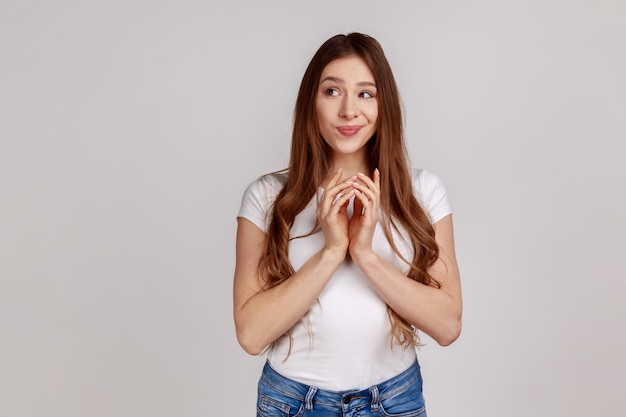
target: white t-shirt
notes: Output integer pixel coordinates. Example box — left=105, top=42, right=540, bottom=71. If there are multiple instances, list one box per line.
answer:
left=237, top=168, right=451, bottom=391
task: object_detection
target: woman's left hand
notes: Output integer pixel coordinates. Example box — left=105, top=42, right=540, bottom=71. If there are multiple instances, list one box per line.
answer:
left=348, top=168, right=380, bottom=259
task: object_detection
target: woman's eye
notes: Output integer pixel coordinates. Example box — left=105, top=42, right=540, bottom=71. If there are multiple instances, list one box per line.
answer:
left=360, top=91, right=374, bottom=99
left=326, top=88, right=339, bottom=96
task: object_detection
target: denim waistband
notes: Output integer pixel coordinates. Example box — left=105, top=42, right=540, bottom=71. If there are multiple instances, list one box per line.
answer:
left=259, top=360, right=421, bottom=412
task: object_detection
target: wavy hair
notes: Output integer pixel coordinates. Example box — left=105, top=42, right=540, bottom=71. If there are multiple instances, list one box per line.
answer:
left=260, top=33, right=440, bottom=350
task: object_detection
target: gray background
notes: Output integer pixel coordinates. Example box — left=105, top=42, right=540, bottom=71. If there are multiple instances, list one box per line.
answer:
left=1, top=1, right=625, bottom=416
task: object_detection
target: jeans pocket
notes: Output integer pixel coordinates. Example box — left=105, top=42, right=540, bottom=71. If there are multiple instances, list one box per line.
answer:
left=377, top=377, right=426, bottom=417
left=256, top=395, right=288, bottom=417
left=257, top=382, right=305, bottom=417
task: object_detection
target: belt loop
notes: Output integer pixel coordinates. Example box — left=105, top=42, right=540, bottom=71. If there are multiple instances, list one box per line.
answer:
left=370, top=385, right=379, bottom=411
left=305, top=386, right=317, bottom=411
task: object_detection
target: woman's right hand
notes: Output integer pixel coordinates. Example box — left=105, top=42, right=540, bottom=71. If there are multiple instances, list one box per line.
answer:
left=317, top=168, right=355, bottom=257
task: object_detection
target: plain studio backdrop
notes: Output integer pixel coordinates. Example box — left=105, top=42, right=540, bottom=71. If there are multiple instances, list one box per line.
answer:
left=1, top=1, right=625, bottom=416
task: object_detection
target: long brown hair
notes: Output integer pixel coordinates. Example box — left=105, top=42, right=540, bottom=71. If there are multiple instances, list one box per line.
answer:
left=260, top=33, right=440, bottom=348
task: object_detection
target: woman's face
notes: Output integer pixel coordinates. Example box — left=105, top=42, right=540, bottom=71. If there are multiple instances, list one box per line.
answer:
left=315, top=56, right=378, bottom=161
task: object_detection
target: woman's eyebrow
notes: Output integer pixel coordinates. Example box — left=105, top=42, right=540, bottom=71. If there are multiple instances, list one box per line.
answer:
left=320, top=76, right=376, bottom=88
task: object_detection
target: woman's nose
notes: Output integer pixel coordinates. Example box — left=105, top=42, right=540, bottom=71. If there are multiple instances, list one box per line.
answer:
left=339, top=97, right=357, bottom=119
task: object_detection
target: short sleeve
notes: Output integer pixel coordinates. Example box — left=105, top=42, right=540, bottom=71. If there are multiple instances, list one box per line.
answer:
left=411, top=169, right=452, bottom=224
left=237, top=173, right=286, bottom=233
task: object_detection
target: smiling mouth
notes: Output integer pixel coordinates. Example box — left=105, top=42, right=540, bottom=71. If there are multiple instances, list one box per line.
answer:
left=337, top=126, right=361, bottom=137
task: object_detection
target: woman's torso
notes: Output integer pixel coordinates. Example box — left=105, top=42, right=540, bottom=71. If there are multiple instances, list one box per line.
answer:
left=238, top=169, right=450, bottom=391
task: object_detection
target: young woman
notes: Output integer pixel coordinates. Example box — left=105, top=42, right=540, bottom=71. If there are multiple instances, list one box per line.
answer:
left=234, top=33, right=462, bottom=417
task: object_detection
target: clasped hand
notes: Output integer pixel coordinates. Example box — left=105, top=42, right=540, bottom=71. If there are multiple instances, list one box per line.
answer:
left=316, top=167, right=380, bottom=260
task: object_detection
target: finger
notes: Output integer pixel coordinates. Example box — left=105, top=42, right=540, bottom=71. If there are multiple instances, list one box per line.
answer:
left=325, top=176, right=357, bottom=200
left=330, top=189, right=355, bottom=213
left=372, top=168, right=380, bottom=211
left=321, top=180, right=357, bottom=213
left=320, top=174, right=352, bottom=213
left=337, top=191, right=352, bottom=213
left=353, top=189, right=372, bottom=214
left=356, top=172, right=374, bottom=187
left=354, top=170, right=380, bottom=203
left=355, top=189, right=379, bottom=225
left=324, top=167, right=344, bottom=189
left=352, top=181, right=376, bottom=203
left=352, top=191, right=364, bottom=217
left=321, top=189, right=353, bottom=222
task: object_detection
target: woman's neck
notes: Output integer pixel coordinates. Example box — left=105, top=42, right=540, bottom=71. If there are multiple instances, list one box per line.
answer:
left=329, top=154, right=370, bottom=181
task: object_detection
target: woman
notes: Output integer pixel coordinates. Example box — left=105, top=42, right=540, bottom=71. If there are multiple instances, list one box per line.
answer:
left=234, top=33, right=462, bottom=417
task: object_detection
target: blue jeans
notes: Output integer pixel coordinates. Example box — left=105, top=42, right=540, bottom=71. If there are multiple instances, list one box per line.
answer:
left=256, top=361, right=427, bottom=417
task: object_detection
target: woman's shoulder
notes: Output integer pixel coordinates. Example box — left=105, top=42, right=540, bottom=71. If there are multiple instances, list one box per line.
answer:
left=241, top=170, right=288, bottom=204
left=250, top=170, right=288, bottom=195
left=238, top=170, right=288, bottom=232
left=408, top=167, right=452, bottom=222
left=409, top=167, right=444, bottom=190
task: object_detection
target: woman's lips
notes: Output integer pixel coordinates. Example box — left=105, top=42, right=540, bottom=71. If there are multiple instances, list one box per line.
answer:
left=336, top=126, right=361, bottom=137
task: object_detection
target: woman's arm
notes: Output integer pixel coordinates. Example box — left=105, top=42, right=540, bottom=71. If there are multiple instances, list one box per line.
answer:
left=352, top=214, right=462, bottom=346
left=233, top=169, right=355, bottom=355
left=233, top=218, right=346, bottom=355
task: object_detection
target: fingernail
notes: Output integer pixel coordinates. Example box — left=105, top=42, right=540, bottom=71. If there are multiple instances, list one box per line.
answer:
left=357, top=172, right=365, bottom=177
